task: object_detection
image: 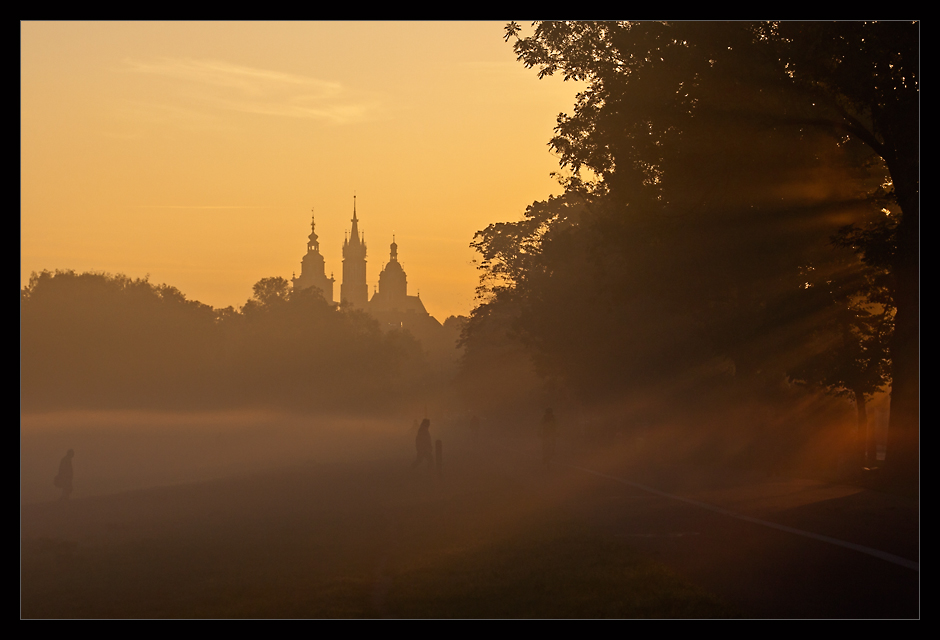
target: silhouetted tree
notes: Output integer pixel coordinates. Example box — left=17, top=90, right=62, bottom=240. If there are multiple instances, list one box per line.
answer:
left=242, top=276, right=291, bottom=314
left=761, top=20, right=918, bottom=489
left=21, top=270, right=218, bottom=409
left=788, top=287, right=892, bottom=470
left=226, top=276, right=428, bottom=412
left=21, top=270, right=429, bottom=414
left=472, top=21, right=914, bottom=473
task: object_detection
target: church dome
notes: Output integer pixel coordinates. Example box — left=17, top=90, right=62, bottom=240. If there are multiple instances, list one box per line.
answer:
left=376, top=237, right=407, bottom=302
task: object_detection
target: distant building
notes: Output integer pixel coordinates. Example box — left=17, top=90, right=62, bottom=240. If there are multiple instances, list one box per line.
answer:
left=370, top=235, right=430, bottom=319
left=292, top=197, right=461, bottom=369
left=340, top=198, right=369, bottom=309
left=292, top=197, right=440, bottom=330
left=291, top=210, right=335, bottom=303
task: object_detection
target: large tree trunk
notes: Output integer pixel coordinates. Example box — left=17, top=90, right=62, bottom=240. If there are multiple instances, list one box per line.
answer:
left=885, top=164, right=919, bottom=495
left=854, top=389, right=869, bottom=471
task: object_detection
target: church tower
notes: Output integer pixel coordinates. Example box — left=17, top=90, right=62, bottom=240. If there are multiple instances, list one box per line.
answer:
left=292, top=210, right=335, bottom=303
left=370, top=234, right=431, bottom=327
left=375, top=236, right=407, bottom=305
left=341, top=196, right=368, bottom=308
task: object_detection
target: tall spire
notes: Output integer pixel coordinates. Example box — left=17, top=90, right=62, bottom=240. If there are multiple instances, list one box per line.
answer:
left=307, top=207, right=320, bottom=252
left=341, top=194, right=368, bottom=308
left=349, top=195, right=362, bottom=246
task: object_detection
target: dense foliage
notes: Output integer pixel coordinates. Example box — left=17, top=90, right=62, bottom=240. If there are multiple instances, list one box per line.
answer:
left=21, top=270, right=428, bottom=413
left=462, top=22, right=915, bottom=477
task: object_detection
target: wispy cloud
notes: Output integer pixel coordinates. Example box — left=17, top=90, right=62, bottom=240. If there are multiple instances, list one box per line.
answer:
left=123, top=57, right=380, bottom=124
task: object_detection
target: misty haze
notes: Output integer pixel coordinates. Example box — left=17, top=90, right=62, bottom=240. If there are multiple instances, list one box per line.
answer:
left=21, top=21, right=918, bottom=619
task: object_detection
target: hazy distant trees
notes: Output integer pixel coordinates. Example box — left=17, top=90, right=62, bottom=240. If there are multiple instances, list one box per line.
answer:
left=462, top=22, right=914, bottom=471
left=21, top=270, right=218, bottom=409
left=21, top=270, right=428, bottom=413
left=230, top=276, right=427, bottom=410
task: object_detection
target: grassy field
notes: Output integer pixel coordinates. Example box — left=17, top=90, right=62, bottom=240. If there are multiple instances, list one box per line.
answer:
left=22, top=448, right=739, bottom=619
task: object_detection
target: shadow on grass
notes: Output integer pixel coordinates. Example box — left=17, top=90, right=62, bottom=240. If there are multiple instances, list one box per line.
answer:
left=382, top=519, right=739, bottom=619
left=21, top=456, right=739, bottom=619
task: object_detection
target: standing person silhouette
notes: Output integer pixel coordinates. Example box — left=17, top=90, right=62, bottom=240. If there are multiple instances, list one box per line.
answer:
left=412, top=419, right=433, bottom=469
left=54, top=449, right=74, bottom=501
left=540, top=409, right=557, bottom=470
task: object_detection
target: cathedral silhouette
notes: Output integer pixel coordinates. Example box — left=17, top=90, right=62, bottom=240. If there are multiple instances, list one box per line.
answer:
left=292, top=197, right=440, bottom=333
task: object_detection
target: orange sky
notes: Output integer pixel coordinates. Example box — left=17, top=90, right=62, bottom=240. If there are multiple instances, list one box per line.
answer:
left=21, top=21, right=584, bottom=320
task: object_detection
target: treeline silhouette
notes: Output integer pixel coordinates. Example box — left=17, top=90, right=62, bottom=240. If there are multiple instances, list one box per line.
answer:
left=21, top=270, right=430, bottom=413
left=458, top=22, right=912, bottom=480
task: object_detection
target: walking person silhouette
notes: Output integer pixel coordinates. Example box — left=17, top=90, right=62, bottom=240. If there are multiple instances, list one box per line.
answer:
left=54, top=449, right=74, bottom=501
left=412, top=419, right=433, bottom=469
